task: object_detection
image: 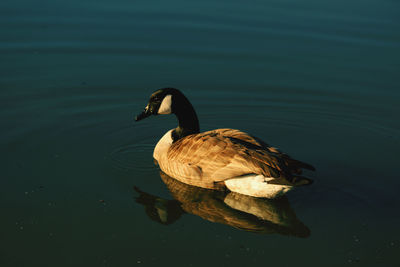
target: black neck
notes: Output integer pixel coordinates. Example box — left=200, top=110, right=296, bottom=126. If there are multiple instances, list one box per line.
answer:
left=171, top=96, right=200, bottom=142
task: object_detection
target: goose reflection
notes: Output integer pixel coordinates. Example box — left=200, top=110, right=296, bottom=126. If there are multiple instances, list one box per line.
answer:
left=135, top=171, right=310, bottom=237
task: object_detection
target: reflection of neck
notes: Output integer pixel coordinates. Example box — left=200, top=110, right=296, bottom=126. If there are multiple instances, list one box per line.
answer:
left=172, top=99, right=200, bottom=142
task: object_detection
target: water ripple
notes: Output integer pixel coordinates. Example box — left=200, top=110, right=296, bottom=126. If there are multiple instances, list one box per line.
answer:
left=109, top=142, right=155, bottom=173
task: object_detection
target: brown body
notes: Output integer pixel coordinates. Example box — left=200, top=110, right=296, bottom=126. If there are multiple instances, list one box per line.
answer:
left=154, top=128, right=314, bottom=191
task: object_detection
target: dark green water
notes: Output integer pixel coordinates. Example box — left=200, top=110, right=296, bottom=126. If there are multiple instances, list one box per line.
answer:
left=1, top=0, right=399, bottom=266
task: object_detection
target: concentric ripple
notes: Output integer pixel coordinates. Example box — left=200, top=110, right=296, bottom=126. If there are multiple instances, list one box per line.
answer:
left=109, top=142, right=155, bottom=173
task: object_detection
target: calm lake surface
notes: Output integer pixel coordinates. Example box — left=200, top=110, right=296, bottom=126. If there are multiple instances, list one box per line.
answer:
left=1, top=0, right=399, bottom=266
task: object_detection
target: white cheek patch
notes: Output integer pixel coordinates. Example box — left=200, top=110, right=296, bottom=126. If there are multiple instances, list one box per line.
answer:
left=158, top=94, right=172, bottom=114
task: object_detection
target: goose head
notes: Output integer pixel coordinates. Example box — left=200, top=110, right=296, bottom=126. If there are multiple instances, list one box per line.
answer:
left=135, top=88, right=200, bottom=138
left=135, top=88, right=183, bottom=121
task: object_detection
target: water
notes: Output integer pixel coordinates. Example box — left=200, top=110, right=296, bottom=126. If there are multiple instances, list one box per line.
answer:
left=1, top=0, right=399, bottom=266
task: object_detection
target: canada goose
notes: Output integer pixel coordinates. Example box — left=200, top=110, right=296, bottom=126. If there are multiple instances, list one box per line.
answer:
left=135, top=88, right=315, bottom=198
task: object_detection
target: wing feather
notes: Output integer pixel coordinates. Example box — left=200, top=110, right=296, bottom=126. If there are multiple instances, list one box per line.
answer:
left=164, top=129, right=290, bottom=188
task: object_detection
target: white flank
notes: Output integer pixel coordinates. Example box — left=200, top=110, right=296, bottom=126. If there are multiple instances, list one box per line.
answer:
left=158, top=94, right=173, bottom=114
left=224, top=174, right=293, bottom=198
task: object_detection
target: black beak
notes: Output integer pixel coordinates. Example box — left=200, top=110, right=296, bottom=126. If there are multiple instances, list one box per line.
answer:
left=135, top=108, right=152, bottom=121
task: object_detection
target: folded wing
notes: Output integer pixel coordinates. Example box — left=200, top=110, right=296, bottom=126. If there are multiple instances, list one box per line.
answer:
left=164, top=129, right=296, bottom=189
